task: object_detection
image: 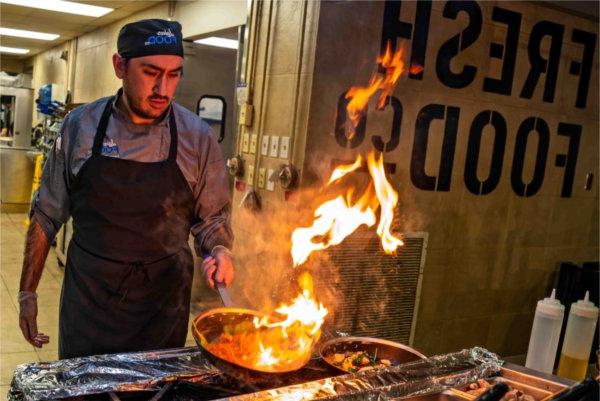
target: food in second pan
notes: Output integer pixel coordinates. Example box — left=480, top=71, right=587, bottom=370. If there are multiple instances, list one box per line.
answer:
left=465, top=379, right=535, bottom=401
left=325, top=350, right=392, bottom=373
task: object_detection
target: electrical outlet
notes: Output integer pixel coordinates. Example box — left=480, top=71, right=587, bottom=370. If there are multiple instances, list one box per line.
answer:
left=248, top=165, right=255, bottom=183
left=266, top=168, right=275, bottom=191
left=258, top=168, right=266, bottom=188
left=270, top=136, right=279, bottom=158
left=238, top=103, right=253, bottom=126
left=250, top=134, right=257, bottom=154
left=261, top=135, right=270, bottom=156
left=242, top=133, right=249, bottom=153
left=279, top=136, right=290, bottom=159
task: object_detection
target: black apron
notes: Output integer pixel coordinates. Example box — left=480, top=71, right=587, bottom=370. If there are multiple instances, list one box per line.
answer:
left=59, top=95, right=196, bottom=359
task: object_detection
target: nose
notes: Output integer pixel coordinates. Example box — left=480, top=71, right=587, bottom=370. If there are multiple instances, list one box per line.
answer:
left=153, top=74, right=168, bottom=97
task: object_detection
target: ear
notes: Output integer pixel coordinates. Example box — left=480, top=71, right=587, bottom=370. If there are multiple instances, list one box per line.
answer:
left=113, top=53, right=126, bottom=79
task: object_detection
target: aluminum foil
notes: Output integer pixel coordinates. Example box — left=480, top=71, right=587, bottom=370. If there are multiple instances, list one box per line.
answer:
left=8, top=347, right=221, bottom=401
left=218, top=347, right=503, bottom=401
left=8, top=346, right=501, bottom=401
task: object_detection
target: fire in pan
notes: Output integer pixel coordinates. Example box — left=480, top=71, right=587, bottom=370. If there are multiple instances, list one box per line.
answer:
left=192, top=308, right=318, bottom=384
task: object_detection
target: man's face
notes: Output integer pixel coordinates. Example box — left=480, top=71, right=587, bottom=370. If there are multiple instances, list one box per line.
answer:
left=114, top=54, right=183, bottom=120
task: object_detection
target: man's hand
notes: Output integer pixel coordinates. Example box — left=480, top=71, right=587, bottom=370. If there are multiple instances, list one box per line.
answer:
left=201, top=247, right=235, bottom=289
left=18, top=292, right=49, bottom=348
left=19, top=217, right=51, bottom=347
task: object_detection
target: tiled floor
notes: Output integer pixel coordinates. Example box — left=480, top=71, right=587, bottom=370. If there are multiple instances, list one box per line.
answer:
left=0, top=213, right=197, bottom=396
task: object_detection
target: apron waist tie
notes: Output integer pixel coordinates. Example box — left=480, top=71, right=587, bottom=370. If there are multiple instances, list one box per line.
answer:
left=71, top=238, right=179, bottom=303
left=116, top=261, right=151, bottom=303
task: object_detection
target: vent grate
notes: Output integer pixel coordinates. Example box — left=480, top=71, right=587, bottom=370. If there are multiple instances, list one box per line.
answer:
left=313, top=229, right=426, bottom=344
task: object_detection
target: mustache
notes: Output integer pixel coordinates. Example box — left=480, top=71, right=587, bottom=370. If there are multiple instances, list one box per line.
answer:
left=149, top=95, right=170, bottom=102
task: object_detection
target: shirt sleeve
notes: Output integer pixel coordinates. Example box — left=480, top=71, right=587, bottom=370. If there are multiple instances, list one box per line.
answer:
left=30, top=116, right=71, bottom=241
left=190, top=124, right=234, bottom=257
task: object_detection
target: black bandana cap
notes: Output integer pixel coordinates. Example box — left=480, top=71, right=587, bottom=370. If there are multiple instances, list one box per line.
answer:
left=117, top=19, right=184, bottom=59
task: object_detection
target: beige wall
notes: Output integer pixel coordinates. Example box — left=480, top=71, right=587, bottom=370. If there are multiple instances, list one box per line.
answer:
left=72, top=0, right=246, bottom=103
left=308, top=1, right=598, bottom=357
left=175, top=41, right=238, bottom=160
left=1, top=57, right=24, bottom=74
left=231, top=0, right=598, bottom=358
left=27, top=1, right=246, bottom=104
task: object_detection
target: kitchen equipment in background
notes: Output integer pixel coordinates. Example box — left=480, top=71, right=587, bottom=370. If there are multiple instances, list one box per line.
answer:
left=557, top=292, right=599, bottom=381
left=36, top=83, right=66, bottom=117
left=197, top=95, right=226, bottom=143
left=314, top=230, right=427, bottom=345
left=525, top=289, right=565, bottom=374
left=0, top=86, right=33, bottom=147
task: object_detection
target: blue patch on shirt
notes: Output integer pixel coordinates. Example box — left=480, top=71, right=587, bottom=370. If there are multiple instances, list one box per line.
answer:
left=101, top=139, right=120, bottom=158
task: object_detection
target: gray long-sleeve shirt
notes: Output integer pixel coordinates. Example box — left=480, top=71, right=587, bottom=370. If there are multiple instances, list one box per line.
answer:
left=33, top=92, right=233, bottom=256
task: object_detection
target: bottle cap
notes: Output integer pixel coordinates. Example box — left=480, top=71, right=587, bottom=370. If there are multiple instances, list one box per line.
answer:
left=570, top=291, right=599, bottom=319
left=537, top=289, right=565, bottom=318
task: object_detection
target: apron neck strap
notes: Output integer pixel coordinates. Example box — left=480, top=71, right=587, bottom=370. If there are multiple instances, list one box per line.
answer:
left=92, top=96, right=115, bottom=155
left=92, top=93, right=179, bottom=161
left=167, top=107, right=178, bottom=162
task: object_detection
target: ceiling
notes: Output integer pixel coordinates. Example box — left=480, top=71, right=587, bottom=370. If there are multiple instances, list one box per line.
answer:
left=0, top=1, right=165, bottom=60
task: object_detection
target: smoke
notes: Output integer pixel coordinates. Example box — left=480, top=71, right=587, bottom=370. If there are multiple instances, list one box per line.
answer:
left=228, top=184, right=341, bottom=313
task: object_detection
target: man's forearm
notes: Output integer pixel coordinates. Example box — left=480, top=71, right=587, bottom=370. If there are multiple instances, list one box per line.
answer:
left=20, top=217, right=51, bottom=292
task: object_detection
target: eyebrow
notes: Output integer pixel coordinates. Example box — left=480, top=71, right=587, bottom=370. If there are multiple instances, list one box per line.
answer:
left=140, top=63, right=183, bottom=73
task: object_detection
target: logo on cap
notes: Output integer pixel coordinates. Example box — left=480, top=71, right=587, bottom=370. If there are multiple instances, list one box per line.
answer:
left=145, top=28, right=177, bottom=46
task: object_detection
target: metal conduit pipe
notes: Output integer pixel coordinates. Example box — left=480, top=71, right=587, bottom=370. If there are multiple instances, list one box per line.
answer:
left=248, top=0, right=275, bottom=189
left=288, top=0, right=309, bottom=173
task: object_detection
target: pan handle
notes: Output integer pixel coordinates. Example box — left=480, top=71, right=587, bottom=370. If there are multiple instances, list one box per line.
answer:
left=212, top=272, right=234, bottom=307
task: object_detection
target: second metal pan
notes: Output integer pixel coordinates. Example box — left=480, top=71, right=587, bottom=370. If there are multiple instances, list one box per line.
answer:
left=319, top=336, right=426, bottom=374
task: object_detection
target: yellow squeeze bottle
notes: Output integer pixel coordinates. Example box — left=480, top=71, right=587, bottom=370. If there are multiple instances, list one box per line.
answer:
left=557, top=291, right=598, bottom=381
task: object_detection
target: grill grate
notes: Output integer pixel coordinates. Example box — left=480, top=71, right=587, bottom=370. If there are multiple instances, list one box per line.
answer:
left=313, top=228, right=426, bottom=344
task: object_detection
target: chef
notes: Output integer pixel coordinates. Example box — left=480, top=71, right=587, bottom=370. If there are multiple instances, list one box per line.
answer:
left=18, top=19, right=234, bottom=359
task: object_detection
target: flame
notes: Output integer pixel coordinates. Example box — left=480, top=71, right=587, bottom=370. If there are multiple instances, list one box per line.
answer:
left=328, top=155, right=363, bottom=184
left=346, top=76, right=383, bottom=127
left=251, top=271, right=328, bottom=368
left=255, top=272, right=328, bottom=336
left=367, top=152, right=404, bottom=253
left=345, top=41, right=406, bottom=127
left=409, top=64, right=424, bottom=76
left=205, top=39, right=407, bottom=377
left=257, top=342, right=278, bottom=367
left=291, top=191, right=377, bottom=267
left=206, top=272, right=327, bottom=371
left=291, top=41, right=406, bottom=266
left=291, top=152, right=403, bottom=267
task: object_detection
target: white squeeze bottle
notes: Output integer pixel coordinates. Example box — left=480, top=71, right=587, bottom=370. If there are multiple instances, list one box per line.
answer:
left=557, top=291, right=599, bottom=381
left=525, top=289, right=565, bottom=373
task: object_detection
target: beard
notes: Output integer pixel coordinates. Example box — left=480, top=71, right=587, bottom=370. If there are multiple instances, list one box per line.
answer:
left=123, top=90, right=170, bottom=120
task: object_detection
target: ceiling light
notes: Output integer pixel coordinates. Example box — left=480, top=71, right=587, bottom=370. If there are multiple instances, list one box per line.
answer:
left=0, top=27, right=59, bottom=41
left=0, top=46, right=30, bottom=54
left=0, top=0, right=113, bottom=17
left=194, top=37, right=238, bottom=50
